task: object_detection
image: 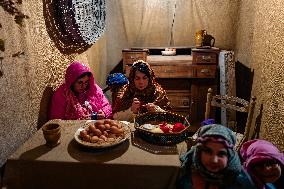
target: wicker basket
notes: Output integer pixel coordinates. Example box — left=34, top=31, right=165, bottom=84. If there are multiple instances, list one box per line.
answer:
left=134, top=112, right=191, bottom=145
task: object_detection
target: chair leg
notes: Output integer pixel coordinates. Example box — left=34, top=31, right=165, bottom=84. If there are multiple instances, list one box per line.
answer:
left=205, top=88, right=213, bottom=120
left=243, top=96, right=256, bottom=141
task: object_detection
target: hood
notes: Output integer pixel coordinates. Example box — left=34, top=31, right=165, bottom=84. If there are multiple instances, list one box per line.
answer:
left=240, top=139, right=284, bottom=170
left=65, top=61, right=94, bottom=88
left=197, top=124, right=236, bottom=147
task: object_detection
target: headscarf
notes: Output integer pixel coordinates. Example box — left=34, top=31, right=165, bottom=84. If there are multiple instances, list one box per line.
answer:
left=240, top=139, right=284, bottom=189
left=49, top=61, right=112, bottom=120
left=113, top=60, right=170, bottom=113
left=180, top=124, right=242, bottom=187
left=103, top=73, right=129, bottom=93
left=106, top=73, right=129, bottom=87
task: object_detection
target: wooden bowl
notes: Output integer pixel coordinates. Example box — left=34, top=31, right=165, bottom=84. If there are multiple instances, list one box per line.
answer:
left=42, top=123, right=61, bottom=147
left=161, top=51, right=176, bottom=56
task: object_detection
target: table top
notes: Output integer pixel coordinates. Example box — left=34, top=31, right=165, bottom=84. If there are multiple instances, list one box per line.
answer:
left=3, top=119, right=187, bottom=189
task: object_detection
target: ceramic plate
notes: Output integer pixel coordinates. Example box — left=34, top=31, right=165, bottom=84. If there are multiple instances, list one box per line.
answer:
left=74, top=120, right=131, bottom=148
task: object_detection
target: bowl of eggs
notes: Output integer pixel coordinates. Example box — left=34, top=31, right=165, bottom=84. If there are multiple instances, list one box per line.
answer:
left=74, top=119, right=131, bottom=148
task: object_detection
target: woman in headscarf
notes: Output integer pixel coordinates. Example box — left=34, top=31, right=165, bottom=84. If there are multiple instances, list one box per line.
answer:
left=240, top=139, right=284, bottom=189
left=178, top=124, right=256, bottom=189
left=112, top=60, right=171, bottom=122
left=49, top=61, right=112, bottom=120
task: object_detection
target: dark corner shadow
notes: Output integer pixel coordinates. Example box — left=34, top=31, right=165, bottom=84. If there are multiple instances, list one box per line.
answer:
left=37, top=86, right=54, bottom=130
left=19, top=144, right=53, bottom=160
left=67, top=139, right=130, bottom=163
left=42, top=0, right=90, bottom=54
left=131, top=132, right=178, bottom=155
left=235, top=61, right=254, bottom=133
left=252, top=103, right=263, bottom=139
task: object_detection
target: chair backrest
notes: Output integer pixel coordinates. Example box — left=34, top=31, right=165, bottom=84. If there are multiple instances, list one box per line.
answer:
left=205, top=88, right=256, bottom=143
left=37, top=86, right=55, bottom=130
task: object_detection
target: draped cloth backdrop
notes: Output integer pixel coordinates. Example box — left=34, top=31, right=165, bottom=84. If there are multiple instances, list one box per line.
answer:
left=110, top=0, right=238, bottom=49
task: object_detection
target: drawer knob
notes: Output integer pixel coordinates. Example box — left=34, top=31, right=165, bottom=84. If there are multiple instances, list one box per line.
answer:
left=164, top=70, right=175, bottom=73
left=200, top=69, right=210, bottom=74
left=202, top=55, right=211, bottom=61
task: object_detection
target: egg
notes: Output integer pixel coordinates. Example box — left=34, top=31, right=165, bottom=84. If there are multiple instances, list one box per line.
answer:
left=90, top=135, right=99, bottom=143
left=110, top=126, right=123, bottom=134
left=93, top=128, right=102, bottom=137
left=110, top=122, right=118, bottom=128
left=85, top=127, right=90, bottom=134
left=104, top=123, right=111, bottom=130
left=103, top=131, right=108, bottom=137
left=96, top=124, right=106, bottom=132
left=104, top=119, right=112, bottom=125
left=88, top=125, right=97, bottom=133
left=80, top=130, right=88, bottom=138
left=100, top=135, right=107, bottom=142
left=82, top=134, right=91, bottom=142
left=95, top=120, right=104, bottom=126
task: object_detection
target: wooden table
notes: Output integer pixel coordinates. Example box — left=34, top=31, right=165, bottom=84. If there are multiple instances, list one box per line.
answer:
left=2, top=120, right=187, bottom=189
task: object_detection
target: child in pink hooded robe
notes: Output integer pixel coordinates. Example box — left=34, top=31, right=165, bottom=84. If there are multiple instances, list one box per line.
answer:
left=240, top=139, right=284, bottom=189
left=49, top=61, right=112, bottom=120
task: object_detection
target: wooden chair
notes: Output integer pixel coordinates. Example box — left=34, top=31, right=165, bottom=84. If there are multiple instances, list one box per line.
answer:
left=204, top=88, right=256, bottom=150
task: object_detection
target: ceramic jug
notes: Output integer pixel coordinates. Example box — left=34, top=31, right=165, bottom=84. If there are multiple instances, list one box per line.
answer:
left=203, top=34, right=215, bottom=47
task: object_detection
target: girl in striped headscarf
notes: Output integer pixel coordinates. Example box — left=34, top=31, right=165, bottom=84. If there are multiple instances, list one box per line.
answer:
left=178, top=124, right=256, bottom=189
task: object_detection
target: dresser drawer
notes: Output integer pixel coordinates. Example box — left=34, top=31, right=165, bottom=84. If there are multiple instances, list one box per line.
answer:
left=192, top=52, right=217, bottom=64
left=150, top=64, right=194, bottom=78
left=194, top=65, right=216, bottom=78
left=167, top=90, right=191, bottom=108
left=123, top=51, right=147, bottom=66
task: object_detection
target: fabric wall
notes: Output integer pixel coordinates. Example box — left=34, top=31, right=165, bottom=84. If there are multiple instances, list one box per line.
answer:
left=235, top=0, right=284, bottom=151
left=116, top=0, right=239, bottom=49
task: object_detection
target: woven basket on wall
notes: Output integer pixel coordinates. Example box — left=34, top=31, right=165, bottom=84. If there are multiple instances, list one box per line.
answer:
left=134, top=112, right=191, bottom=145
left=58, top=0, right=106, bottom=45
left=43, top=0, right=105, bottom=53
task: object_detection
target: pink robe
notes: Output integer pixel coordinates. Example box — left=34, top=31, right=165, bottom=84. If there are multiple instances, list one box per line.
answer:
left=49, top=61, right=112, bottom=120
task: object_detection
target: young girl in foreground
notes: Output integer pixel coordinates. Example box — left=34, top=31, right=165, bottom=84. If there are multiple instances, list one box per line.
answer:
left=178, top=124, right=256, bottom=189
left=240, top=139, right=284, bottom=189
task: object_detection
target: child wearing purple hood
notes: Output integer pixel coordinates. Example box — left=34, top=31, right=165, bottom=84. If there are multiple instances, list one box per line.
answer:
left=240, top=139, right=284, bottom=189
left=49, top=61, right=112, bottom=120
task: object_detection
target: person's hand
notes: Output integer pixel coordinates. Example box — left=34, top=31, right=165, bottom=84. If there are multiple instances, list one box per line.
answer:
left=97, top=110, right=105, bottom=120
left=131, top=98, right=141, bottom=113
left=144, top=103, right=156, bottom=112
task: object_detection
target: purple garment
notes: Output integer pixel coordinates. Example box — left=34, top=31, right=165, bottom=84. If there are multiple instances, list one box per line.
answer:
left=49, top=61, right=112, bottom=120
left=240, top=139, right=284, bottom=189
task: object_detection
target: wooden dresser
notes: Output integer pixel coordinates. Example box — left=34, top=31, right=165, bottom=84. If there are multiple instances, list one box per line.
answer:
left=122, top=49, right=148, bottom=73
left=122, top=47, right=220, bottom=128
